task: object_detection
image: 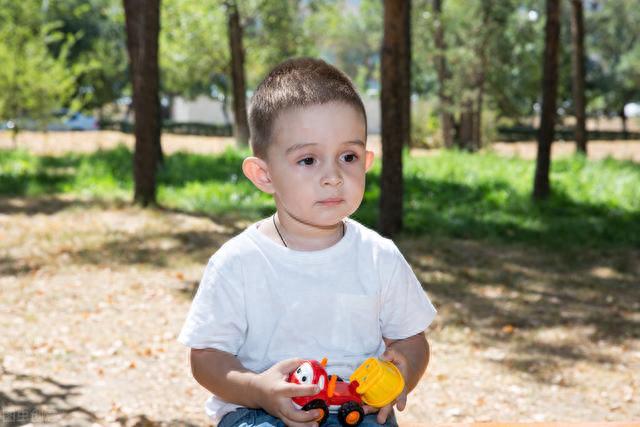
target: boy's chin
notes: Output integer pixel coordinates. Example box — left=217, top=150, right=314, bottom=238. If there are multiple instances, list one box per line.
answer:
left=313, top=214, right=352, bottom=228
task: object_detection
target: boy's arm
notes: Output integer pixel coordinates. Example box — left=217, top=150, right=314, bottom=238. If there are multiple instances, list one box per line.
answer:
left=190, top=348, right=260, bottom=408
left=190, top=348, right=322, bottom=427
left=363, top=332, right=430, bottom=423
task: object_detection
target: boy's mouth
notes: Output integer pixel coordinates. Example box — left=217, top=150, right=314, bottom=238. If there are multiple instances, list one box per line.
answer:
left=317, top=198, right=344, bottom=206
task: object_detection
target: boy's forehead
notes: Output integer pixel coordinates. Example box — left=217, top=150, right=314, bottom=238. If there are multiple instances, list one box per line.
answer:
left=269, top=102, right=367, bottom=152
left=283, top=140, right=365, bottom=155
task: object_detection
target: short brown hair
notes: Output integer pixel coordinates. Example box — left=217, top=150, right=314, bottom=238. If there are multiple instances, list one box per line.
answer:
left=248, top=57, right=367, bottom=159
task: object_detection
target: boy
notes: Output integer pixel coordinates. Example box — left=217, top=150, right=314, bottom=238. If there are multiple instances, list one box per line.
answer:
left=178, top=58, right=436, bottom=427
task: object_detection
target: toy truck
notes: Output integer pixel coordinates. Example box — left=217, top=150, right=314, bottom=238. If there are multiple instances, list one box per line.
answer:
left=288, top=357, right=404, bottom=427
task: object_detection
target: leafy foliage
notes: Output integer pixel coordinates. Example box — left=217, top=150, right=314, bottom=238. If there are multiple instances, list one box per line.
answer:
left=0, top=0, right=76, bottom=128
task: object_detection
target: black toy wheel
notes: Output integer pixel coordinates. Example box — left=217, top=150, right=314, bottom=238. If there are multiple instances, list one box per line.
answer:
left=337, top=401, right=364, bottom=427
left=302, top=399, right=329, bottom=425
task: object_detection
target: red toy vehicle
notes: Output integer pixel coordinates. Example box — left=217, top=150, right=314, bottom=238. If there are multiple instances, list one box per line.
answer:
left=288, top=358, right=365, bottom=426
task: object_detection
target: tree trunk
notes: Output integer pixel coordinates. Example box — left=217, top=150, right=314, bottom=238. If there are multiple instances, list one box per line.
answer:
left=570, top=0, right=587, bottom=154
left=472, top=60, right=486, bottom=151
left=533, top=0, right=561, bottom=201
left=123, top=0, right=162, bottom=206
left=379, top=0, right=411, bottom=237
left=432, top=0, right=453, bottom=148
left=403, top=1, right=412, bottom=149
left=459, top=101, right=474, bottom=150
left=227, top=0, right=249, bottom=147
left=472, top=1, right=491, bottom=151
left=620, top=107, right=628, bottom=139
left=221, top=82, right=231, bottom=126
left=472, top=88, right=483, bottom=151
left=363, top=56, right=376, bottom=91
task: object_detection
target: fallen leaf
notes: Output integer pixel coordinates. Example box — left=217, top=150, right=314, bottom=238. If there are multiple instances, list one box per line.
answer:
left=137, top=348, right=153, bottom=357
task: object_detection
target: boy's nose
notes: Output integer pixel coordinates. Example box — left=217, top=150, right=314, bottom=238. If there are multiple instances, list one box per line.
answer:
left=322, top=165, right=343, bottom=186
left=322, top=174, right=342, bottom=185
left=322, top=175, right=343, bottom=186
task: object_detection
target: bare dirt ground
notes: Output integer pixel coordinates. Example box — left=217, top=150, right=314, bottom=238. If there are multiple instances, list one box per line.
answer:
left=1, top=133, right=639, bottom=426
left=1, top=198, right=638, bottom=426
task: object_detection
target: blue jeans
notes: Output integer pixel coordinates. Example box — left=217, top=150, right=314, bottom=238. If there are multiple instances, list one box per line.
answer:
left=217, top=408, right=397, bottom=427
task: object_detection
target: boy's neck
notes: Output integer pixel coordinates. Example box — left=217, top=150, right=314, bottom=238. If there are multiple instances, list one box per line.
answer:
left=260, top=211, right=345, bottom=251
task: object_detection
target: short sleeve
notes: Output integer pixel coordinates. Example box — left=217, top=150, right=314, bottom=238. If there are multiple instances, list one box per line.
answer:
left=379, top=248, right=437, bottom=339
left=177, top=256, right=247, bottom=354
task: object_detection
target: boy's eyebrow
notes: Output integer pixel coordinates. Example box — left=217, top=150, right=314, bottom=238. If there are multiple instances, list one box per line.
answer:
left=285, top=140, right=365, bottom=155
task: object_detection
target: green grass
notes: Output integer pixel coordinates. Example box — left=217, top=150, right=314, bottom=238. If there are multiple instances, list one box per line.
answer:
left=1, top=145, right=638, bottom=248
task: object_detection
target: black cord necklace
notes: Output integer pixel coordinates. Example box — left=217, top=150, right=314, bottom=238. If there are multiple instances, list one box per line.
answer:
left=272, top=215, right=344, bottom=248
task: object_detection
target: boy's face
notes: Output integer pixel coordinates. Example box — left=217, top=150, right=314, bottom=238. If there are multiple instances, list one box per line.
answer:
left=251, top=101, right=373, bottom=227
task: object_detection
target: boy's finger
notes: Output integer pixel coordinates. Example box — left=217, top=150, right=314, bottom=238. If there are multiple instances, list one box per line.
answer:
left=382, top=348, right=406, bottom=365
left=280, top=415, right=318, bottom=427
left=282, top=383, right=321, bottom=397
left=381, top=347, right=396, bottom=360
left=396, top=393, right=407, bottom=411
left=276, top=358, right=306, bottom=373
left=376, top=405, right=392, bottom=424
left=362, top=405, right=378, bottom=415
left=281, top=404, right=322, bottom=424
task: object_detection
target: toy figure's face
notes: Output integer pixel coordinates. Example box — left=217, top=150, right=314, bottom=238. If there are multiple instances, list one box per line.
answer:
left=291, top=361, right=326, bottom=392
left=293, top=362, right=314, bottom=385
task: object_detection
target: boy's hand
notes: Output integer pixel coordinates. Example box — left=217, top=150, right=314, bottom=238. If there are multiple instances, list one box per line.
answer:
left=362, top=347, right=409, bottom=424
left=252, top=358, right=323, bottom=427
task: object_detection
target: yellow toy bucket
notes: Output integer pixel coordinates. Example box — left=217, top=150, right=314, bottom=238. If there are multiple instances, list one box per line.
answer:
left=349, top=357, right=405, bottom=408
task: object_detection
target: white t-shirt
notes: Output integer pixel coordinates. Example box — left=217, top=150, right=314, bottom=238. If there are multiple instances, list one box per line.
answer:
left=178, top=217, right=437, bottom=423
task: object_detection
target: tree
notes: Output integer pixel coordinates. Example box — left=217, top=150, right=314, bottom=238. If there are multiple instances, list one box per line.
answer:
left=160, top=0, right=228, bottom=106
left=245, top=0, right=319, bottom=87
left=570, top=0, right=587, bottom=154
left=415, top=0, right=521, bottom=148
left=432, top=0, right=453, bottom=147
left=0, top=0, right=76, bottom=140
left=306, top=0, right=382, bottom=92
left=587, top=0, right=640, bottom=136
left=226, top=0, right=250, bottom=147
left=379, top=0, right=411, bottom=236
left=123, top=0, right=162, bottom=206
left=482, top=2, right=545, bottom=124
left=533, top=0, right=561, bottom=200
left=43, top=0, right=128, bottom=113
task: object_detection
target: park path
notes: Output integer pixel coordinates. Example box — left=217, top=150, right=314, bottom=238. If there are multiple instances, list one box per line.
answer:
left=1, top=130, right=639, bottom=163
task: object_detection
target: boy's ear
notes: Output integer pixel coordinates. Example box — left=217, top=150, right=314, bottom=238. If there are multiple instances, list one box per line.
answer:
left=242, top=157, right=275, bottom=194
left=364, top=150, right=375, bottom=172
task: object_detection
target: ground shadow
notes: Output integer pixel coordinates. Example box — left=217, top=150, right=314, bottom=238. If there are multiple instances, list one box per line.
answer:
left=70, top=229, right=233, bottom=269
left=0, top=368, right=97, bottom=426
left=113, top=414, right=203, bottom=426
left=401, top=237, right=639, bottom=382
left=0, top=196, right=110, bottom=216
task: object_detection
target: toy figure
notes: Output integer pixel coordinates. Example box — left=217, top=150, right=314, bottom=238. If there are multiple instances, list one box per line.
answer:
left=288, top=357, right=404, bottom=427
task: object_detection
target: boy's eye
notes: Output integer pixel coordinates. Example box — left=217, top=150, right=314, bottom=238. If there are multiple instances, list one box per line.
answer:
left=298, top=157, right=315, bottom=166
left=342, top=153, right=358, bottom=163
